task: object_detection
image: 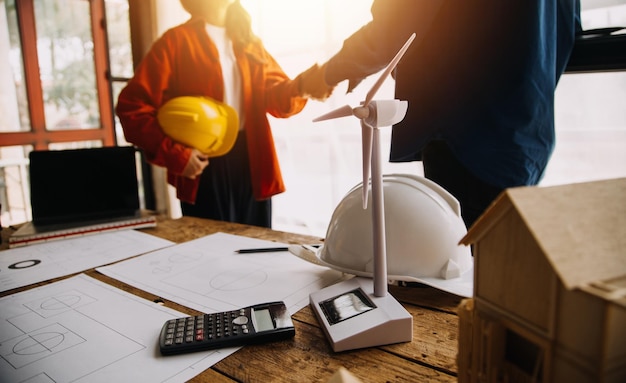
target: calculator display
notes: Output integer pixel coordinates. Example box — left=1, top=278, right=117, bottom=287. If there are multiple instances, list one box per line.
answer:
left=253, top=308, right=274, bottom=332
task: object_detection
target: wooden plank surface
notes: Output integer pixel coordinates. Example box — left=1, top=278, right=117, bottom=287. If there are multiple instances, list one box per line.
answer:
left=0, top=216, right=462, bottom=382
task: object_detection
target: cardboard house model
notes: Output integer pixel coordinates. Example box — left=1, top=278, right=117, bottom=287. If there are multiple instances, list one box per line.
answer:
left=457, top=178, right=625, bottom=383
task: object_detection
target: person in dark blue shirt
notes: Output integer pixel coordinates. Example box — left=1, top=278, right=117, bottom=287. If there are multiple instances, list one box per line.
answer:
left=317, top=0, right=581, bottom=228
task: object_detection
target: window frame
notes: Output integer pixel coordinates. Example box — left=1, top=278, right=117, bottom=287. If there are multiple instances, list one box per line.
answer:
left=0, top=0, right=116, bottom=151
left=566, top=29, right=626, bottom=73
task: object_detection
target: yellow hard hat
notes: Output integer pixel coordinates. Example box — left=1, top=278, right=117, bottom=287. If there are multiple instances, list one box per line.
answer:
left=157, top=96, right=239, bottom=157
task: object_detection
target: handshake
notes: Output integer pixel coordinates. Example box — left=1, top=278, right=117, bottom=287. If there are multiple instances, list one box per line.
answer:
left=296, top=63, right=335, bottom=101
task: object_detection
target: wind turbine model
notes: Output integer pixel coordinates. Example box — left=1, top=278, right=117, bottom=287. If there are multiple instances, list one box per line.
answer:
left=308, top=33, right=416, bottom=352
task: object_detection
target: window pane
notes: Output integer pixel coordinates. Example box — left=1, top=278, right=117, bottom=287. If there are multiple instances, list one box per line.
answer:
left=106, top=0, right=133, bottom=79
left=543, top=4, right=626, bottom=186
left=0, top=145, right=33, bottom=226
left=1, top=0, right=31, bottom=133
left=34, top=0, right=100, bottom=131
left=106, top=0, right=132, bottom=145
left=581, top=0, right=626, bottom=29
left=112, top=81, right=130, bottom=146
left=549, top=73, right=626, bottom=185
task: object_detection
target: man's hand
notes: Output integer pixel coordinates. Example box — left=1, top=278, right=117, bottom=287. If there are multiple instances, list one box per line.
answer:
left=297, top=63, right=335, bottom=101
left=182, top=149, right=209, bottom=179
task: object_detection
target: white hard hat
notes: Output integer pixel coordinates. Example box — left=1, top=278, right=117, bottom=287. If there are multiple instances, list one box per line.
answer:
left=290, top=174, right=473, bottom=297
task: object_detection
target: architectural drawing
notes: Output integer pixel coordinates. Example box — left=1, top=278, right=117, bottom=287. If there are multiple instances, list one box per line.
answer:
left=0, top=274, right=239, bottom=383
left=0, top=230, right=173, bottom=293
left=98, top=232, right=347, bottom=315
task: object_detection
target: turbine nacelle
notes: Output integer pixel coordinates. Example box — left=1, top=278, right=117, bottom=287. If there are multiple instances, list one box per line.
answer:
left=362, top=99, right=408, bottom=127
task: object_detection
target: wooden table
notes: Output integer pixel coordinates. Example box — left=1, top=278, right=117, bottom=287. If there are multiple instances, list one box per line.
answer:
left=1, top=216, right=463, bottom=382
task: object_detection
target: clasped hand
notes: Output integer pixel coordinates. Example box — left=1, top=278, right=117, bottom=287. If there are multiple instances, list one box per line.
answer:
left=182, top=149, right=208, bottom=179
left=297, top=63, right=335, bottom=101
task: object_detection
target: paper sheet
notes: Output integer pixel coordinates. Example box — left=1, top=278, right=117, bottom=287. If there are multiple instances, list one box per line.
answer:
left=97, top=232, right=347, bottom=315
left=0, top=230, right=173, bottom=293
left=0, top=274, right=240, bottom=383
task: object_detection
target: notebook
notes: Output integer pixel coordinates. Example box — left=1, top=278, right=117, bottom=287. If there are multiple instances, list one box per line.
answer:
left=9, top=146, right=156, bottom=248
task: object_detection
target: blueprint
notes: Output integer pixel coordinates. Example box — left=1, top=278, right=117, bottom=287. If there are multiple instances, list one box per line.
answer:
left=0, top=274, right=242, bottom=383
left=0, top=230, right=173, bottom=293
left=97, top=232, right=347, bottom=315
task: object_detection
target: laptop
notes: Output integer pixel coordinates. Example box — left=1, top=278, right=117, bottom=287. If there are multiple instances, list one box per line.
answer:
left=9, top=146, right=156, bottom=248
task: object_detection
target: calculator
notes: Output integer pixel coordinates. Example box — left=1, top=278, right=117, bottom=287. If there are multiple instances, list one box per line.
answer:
left=159, top=301, right=295, bottom=355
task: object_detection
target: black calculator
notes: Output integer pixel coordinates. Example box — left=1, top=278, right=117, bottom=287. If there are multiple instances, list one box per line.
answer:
left=159, top=301, right=295, bottom=355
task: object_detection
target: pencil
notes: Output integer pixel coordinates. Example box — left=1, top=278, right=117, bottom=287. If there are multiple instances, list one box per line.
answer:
left=235, top=247, right=289, bottom=254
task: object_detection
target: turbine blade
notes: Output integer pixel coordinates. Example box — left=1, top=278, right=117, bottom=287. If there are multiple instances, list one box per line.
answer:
left=361, top=121, right=373, bottom=209
left=312, top=105, right=354, bottom=122
left=364, top=33, right=416, bottom=106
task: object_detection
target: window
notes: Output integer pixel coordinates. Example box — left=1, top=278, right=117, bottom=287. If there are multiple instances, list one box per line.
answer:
left=504, top=329, right=545, bottom=381
left=2, top=0, right=624, bottom=233
left=242, top=1, right=626, bottom=236
left=0, top=0, right=121, bottom=225
left=545, top=1, right=626, bottom=187
left=102, top=0, right=626, bottom=236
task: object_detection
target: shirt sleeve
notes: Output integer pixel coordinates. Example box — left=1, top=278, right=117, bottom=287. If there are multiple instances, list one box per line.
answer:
left=325, top=0, right=444, bottom=92
left=261, top=46, right=308, bottom=118
left=115, top=33, right=190, bottom=175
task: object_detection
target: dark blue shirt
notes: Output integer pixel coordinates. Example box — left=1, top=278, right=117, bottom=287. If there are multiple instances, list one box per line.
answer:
left=325, top=0, right=581, bottom=189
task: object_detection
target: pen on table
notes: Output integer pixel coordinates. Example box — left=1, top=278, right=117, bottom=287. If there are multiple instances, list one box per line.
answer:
left=235, top=244, right=321, bottom=254
left=235, top=247, right=289, bottom=254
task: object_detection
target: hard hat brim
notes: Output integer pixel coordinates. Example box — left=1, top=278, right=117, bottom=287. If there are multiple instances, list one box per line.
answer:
left=289, top=244, right=474, bottom=298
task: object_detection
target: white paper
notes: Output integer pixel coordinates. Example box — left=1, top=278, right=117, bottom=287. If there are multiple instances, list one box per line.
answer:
left=0, top=274, right=240, bottom=383
left=0, top=230, right=173, bottom=293
left=98, top=232, right=347, bottom=315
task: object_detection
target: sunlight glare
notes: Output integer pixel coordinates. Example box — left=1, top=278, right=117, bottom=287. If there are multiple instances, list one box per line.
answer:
left=241, top=0, right=373, bottom=58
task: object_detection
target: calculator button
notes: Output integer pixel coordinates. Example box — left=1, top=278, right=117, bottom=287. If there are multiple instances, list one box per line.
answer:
left=232, top=316, right=249, bottom=325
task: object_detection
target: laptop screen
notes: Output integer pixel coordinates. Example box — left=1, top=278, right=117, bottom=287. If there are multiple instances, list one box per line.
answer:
left=29, top=146, right=141, bottom=226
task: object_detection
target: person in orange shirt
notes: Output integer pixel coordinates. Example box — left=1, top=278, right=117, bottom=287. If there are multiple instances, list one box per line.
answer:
left=116, top=0, right=332, bottom=228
